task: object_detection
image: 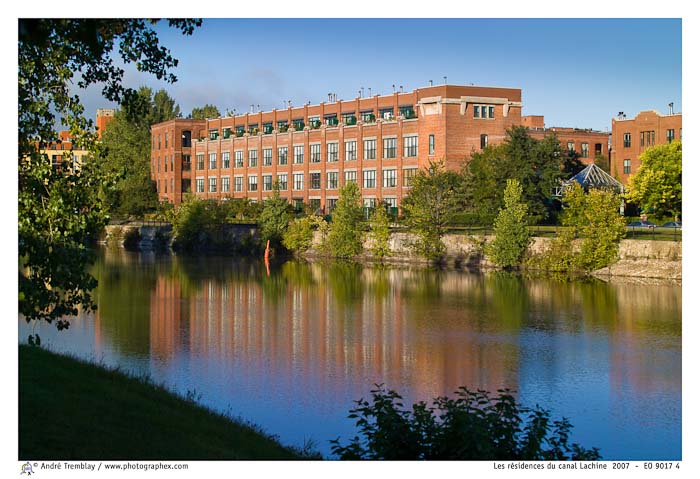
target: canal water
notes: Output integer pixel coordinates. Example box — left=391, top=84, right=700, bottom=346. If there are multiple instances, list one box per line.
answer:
left=19, top=249, right=682, bottom=460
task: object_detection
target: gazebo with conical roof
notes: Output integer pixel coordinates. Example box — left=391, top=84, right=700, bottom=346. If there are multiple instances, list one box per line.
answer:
left=553, top=164, right=624, bottom=197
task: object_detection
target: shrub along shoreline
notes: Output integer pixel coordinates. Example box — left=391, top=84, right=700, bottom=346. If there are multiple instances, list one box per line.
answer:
left=19, top=345, right=314, bottom=460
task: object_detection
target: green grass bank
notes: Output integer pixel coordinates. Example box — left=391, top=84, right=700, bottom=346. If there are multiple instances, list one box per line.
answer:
left=19, top=345, right=309, bottom=460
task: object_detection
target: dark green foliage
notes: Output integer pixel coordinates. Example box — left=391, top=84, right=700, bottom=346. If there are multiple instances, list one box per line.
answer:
left=401, top=161, right=461, bottom=261
left=462, top=127, right=566, bottom=224
left=488, top=179, right=530, bottom=268
left=18, top=19, right=199, bottom=330
left=322, top=182, right=365, bottom=258
left=190, top=104, right=221, bottom=120
left=258, top=183, right=293, bottom=247
left=562, top=149, right=586, bottom=177
left=331, top=385, right=601, bottom=460
left=97, top=87, right=181, bottom=216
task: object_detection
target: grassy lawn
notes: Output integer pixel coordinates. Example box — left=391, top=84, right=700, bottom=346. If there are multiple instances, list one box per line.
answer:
left=19, top=345, right=310, bottom=460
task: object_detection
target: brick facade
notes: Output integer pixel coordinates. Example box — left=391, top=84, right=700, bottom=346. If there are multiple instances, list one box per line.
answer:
left=611, top=110, right=682, bottom=184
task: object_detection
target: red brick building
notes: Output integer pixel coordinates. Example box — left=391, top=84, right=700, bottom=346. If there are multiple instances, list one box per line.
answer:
left=151, top=84, right=525, bottom=210
left=611, top=109, right=682, bottom=184
left=523, top=115, right=610, bottom=166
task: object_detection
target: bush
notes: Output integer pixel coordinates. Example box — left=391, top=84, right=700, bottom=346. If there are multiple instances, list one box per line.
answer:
left=282, top=216, right=326, bottom=254
left=368, top=206, right=391, bottom=259
left=322, top=182, right=365, bottom=258
left=487, top=179, right=530, bottom=268
left=331, top=385, right=601, bottom=461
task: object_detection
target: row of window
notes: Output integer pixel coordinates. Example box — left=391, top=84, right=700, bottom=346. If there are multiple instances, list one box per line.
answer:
left=184, top=137, right=419, bottom=170
left=186, top=168, right=419, bottom=194
left=622, top=129, right=680, bottom=148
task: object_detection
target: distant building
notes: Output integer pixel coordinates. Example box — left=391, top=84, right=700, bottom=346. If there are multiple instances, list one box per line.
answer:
left=150, top=84, right=610, bottom=211
left=40, top=109, right=115, bottom=171
left=611, top=109, right=682, bottom=184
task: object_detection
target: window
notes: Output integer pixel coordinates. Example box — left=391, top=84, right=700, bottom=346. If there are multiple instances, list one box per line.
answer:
left=209, top=129, right=219, bottom=140
left=158, top=134, right=161, bottom=149
left=278, top=146, right=288, bottom=165
left=581, top=143, right=589, bottom=158
left=324, top=114, right=338, bottom=127
left=294, top=145, right=304, bottom=164
left=164, top=158, right=168, bottom=172
left=363, top=198, right=376, bottom=208
left=182, top=154, right=191, bottom=171
left=623, top=159, right=631, bottom=174
left=249, top=149, right=258, bottom=167
left=277, top=173, right=288, bottom=191
left=221, top=177, right=230, bottom=193
left=473, top=105, right=495, bottom=119
left=480, top=134, right=488, bottom=149
left=327, top=171, right=338, bottom=189
left=171, top=155, right=174, bottom=171
left=165, top=132, right=168, bottom=148
left=293, top=119, right=304, bottom=131
left=309, top=116, right=321, bottom=129
left=364, top=139, right=376, bottom=160
left=567, top=141, right=575, bottom=152
left=222, top=151, right=230, bottom=169
left=310, top=144, right=321, bottom=163
left=208, top=177, right=217, bottom=192
left=641, top=131, right=655, bottom=147
left=379, top=108, right=393, bottom=120
left=182, top=130, right=192, bottom=147
left=363, top=170, right=376, bottom=188
left=399, top=106, right=415, bottom=119
left=209, top=152, right=217, bottom=169
left=327, top=142, right=339, bottom=162
left=403, top=136, right=418, bottom=157
left=263, top=174, right=273, bottom=191
left=383, top=169, right=397, bottom=188
left=384, top=198, right=398, bottom=211
left=623, top=133, right=631, bottom=148
left=196, top=178, right=205, bottom=193
left=310, top=172, right=321, bottom=190
left=667, top=129, right=675, bottom=143
left=595, top=143, right=603, bottom=156
left=223, top=127, right=231, bottom=139
left=361, top=111, right=375, bottom=123
left=263, top=122, right=273, bottom=134
left=235, top=150, right=244, bottom=168
left=429, top=134, right=435, bottom=155
left=326, top=198, right=337, bottom=212
left=263, top=148, right=272, bottom=166
left=345, top=170, right=357, bottom=184
left=248, top=175, right=258, bottom=191
left=196, top=154, right=204, bottom=170
left=248, top=124, right=258, bottom=135
left=236, top=125, right=246, bottom=136
left=234, top=176, right=243, bottom=192
left=403, top=168, right=418, bottom=187
left=293, top=173, right=304, bottom=190
left=345, top=140, right=357, bottom=161
left=383, top=138, right=397, bottom=158
left=309, top=198, right=321, bottom=212
left=182, top=179, right=191, bottom=193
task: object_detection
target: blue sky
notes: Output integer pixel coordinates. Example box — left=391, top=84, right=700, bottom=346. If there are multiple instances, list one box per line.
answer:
left=81, top=17, right=682, bottom=132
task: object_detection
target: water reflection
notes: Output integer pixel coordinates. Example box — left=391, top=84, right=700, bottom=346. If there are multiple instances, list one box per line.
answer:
left=21, top=249, right=681, bottom=459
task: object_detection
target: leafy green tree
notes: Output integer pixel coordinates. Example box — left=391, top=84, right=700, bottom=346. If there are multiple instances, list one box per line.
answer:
left=562, top=149, right=586, bottom=177
left=626, top=141, right=682, bottom=219
left=562, top=184, right=627, bottom=271
left=330, top=385, right=601, bottom=460
left=98, top=87, right=181, bottom=216
left=487, top=179, right=530, bottom=268
left=368, top=204, right=392, bottom=259
left=18, top=19, right=200, bottom=332
left=402, top=161, right=461, bottom=261
left=462, top=127, right=565, bottom=224
left=323, top=182, right=365, bottom=258
left=258, top=183, right=293, bottom=246
left=282, top=216, right=326, bottom=254
left=594, top=153, right=610, bottom=174
left=190, top=104, right=221, bottom=120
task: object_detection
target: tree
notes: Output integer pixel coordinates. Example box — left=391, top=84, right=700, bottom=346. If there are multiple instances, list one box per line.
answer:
left=626, top=141, right=682, bottom=219
left=323, top=182, right=365, bottom=258
left=562, top=149, right=586, bottom=177
left=402, top=161, right=461, bottom=261
left=98, top=87, right=181, bottom=216
left=190, top=104, right=221, bottom=120
left=19, top=19, right=200, bottom=332
left=368, top=204, right=391, bottom=259
left=462, top=127, right=565, bottom=224
left=561, top=184, right=627, bottom=271
left=258, top=183, right=293, bottom=246
left=487, top=179, right=530, bottom=268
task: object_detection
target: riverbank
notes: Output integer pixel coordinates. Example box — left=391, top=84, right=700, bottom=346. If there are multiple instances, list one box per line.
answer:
left=19, top=345, right=312, bottom=460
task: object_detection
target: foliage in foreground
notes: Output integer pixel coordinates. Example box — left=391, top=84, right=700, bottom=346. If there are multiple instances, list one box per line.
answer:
left=322, top=182, right=365, bottom=258
left=368, top=204, right=392, bottom=259
left=282, top=215, right=327, bottom=254
left=258, top=183, right=293, bottom=247
left=487, top=179, right=530, bottom=268
left=331, top=385, right=601, bottom=461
